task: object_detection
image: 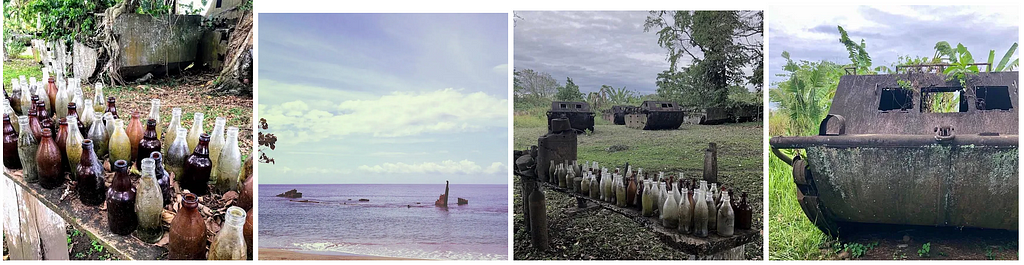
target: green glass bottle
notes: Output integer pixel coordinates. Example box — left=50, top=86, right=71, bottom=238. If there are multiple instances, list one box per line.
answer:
left=187, top=112, right=204, bottom=152
left=17, top=116, right=39, bottom=182
left=109, top=119, right=131, bottom=167
left=66, top=116, right=84, bottom=179
left=88, top=116, right=108, bottom=158
left=135, top=158, right=164, bottom=243
left=166, top=127, right=189, bottom=181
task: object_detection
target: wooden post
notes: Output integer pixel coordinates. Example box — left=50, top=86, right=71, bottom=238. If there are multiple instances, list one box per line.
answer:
left=703, top=142, right=718, bottom=183
left=527, top=182, right=549, bottom=250
left=3, top=175, right=69, bottom=260
left=521, top=177, right=534, bottom=233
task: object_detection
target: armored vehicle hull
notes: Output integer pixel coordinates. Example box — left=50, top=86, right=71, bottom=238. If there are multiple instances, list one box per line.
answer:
left=546, top=101, right=595, bottom=133
left=625, top=101, right=684, bottom=130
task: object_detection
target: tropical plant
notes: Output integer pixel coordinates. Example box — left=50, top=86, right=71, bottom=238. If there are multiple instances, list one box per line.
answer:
left=768, top=51, right=842, bottom=136
left=554, top=77, right=584, bottom=101
left=837, top=26, right=874, bottom=74
left=986, top=42, right=1018, bottom=72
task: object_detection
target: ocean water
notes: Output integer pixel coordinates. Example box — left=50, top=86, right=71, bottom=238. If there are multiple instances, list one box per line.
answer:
left=258, top=184, right=508, bottom=260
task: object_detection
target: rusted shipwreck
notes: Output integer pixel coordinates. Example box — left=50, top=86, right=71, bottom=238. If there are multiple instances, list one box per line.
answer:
left=547, top=101, right=595, bottom=133
left=770, top=72, right=1018, bottom=235
left=625, top=101, right=685, bottom=130
left=602, top=105, right=632, bottom=125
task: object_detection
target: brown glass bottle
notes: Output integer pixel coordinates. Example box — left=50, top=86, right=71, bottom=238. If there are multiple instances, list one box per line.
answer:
left=236, top=171, right=253, bottom=211
left=244, top=208, right=253, bottom=258
left=55, top=118, right=70, bottom=174
left=126, top=112, right=144, bottom=167
left=46, top=77, right=57, bottom=114
left=76, top=139, right=107, bottom=206
left=168, top=193, right=208, bottom=260
left=138, top=119, right=161, bottom=167
left=106, top=160, right=138, bottom=235
left=150, top=152, right=173, bottom=206
left=28, top=108, right=43, bottom=141
left=106, top=96, right=119, bottom=119
left=36, top=128, right=63, bottom=189
left=67, top=103, right=87, bottom=138
left=736, top=192, right=752, bottom=230
left=3, top=114, right=22, bottom=169
left=182, top=133, right=213, bottom=195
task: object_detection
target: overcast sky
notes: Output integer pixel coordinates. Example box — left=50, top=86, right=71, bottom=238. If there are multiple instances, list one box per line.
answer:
left=258, top=13, right=508, bottom=184
left=514, top=11, right=672, bottom=95
left=769, top=6, right=1019, bottom=85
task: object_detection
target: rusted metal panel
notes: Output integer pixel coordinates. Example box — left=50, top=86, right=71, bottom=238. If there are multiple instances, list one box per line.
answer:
left=625, top=101, right=684, bottom=130
left=602, top=105, right=630, bottom=125
left=536, top=119, right=578, bottom=183
left=546, top=101, right=595, bottom=133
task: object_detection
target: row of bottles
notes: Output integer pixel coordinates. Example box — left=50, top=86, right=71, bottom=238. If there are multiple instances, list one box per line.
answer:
left=550, top=160, right=755, bottom=238
left=4, top=73, right=254, bottom=260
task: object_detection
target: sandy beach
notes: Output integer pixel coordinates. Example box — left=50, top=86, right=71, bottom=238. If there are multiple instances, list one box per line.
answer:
left=258, top=248, right=427, bottom=260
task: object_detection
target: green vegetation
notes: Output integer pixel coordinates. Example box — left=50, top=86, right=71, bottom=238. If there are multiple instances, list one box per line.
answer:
left=768, top=148, right=831, bottom=260
left=918, top=242, right=931, bottom=257
left=3, top=55, right=44, bottom=88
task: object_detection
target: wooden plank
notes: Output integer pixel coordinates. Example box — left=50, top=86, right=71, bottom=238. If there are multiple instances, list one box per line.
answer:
left=538, top=181, right=759, bottom=257
left=4, top=169, right=167, bottom=260
left=3, top=176, right=41, bottom=260
left=31, top=196, right=69, bottom=260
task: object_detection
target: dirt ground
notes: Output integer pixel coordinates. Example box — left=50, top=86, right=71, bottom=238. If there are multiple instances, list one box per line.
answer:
left=826, top=223, right=1017, bottom=260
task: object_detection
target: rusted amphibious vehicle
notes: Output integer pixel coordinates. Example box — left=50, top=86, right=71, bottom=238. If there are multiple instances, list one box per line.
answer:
left=770, top=72, right=1018, bottom=235
left=625, top=101, right=685, bottom=130
left=602, top=105, right=631, bottom=125
left=547, top=101, right=595, bottom=133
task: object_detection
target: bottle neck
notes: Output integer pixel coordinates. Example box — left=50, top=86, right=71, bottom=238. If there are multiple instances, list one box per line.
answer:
left=144, top=123, right=158, bottom=139
left=111, top=162, right=132, bottom=191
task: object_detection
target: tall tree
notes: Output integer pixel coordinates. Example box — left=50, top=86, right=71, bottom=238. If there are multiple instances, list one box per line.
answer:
left=554, top=77, right=584, bottom=101
left=513, top=68, right=559, bottom=101
left=645, top=10, right=762, bottom=108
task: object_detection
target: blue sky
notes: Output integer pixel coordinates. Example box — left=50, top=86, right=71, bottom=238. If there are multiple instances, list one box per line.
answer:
left=258, top=13, right=509, bottom=184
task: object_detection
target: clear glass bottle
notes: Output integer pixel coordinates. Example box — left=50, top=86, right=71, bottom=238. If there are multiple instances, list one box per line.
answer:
left=126, top=112, right=144, bottom=166
left=168, top=193, right=207, bottom=260
left=106, top=160, right=137, bottom=235
left=88, top=116, right=108, bottom=158
left=17, top=117, right=38, bottom=182
left=216, top=127, right=241, bottom=193
left=135, top=158, right=164, bottom=243
left=615, top=174, right=627, bottom=207
left=4, top=100, right=20, bottom=133
left=55, top=79, right=69, bottom=119
left=208, top=117, right=226, bottom=180
left=693, top=189, right=709, bottom=238
left=166, top=128, right=189, bottom=181
left=187, top=112, right=204, bottom=152
left=80, top=99, right=95, bottom=129
left=580, top=171, right=591, bottom=195
left=164, top=108, right=182, bottom=151
left=148, top=99, right=162, bottom=140
left=92, top=83, right=105, bottom=113
left=66, top=116, right=84, bottom=179
left=4, top=114, right=22, bottom=169
left=662, top=185, right=679, bottom=229
left=72, top=89, right=84, bottom=124
left=208, top=206, right=247, bottom=260
left=717, top=192, right=735, bottom=237
left=183, top=133, right=213, bottom=195
left=678, top=188, right=693, bottom=234
left=109, top=119, right=131, bottom=166
left=707, top=187, right=718, bottom=231
left=589, top=172, right=599, bottom=200
left=103, top=113, right=115, bottom=141
left=76, top=139, right=106, bottom=206
left=641, top=180, right=654, bottom=217
left=36, top=128, right=63, bottom=189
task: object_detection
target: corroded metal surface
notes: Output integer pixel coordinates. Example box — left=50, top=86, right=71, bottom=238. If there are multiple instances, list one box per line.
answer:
left=602, top=105, right=630, bottom=125
left=546, top=101, right=595, bottom=133
left=625, top=101, right=684, bottom=130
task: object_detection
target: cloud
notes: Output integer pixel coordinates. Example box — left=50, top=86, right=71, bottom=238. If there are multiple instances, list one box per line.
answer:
left=492, top=64, right=509, bottom=74
left=358, top=160, right=506, bottom=175
left=259, top=88, right=508, bottom=143
left=263, top=165, right=352, bottom=175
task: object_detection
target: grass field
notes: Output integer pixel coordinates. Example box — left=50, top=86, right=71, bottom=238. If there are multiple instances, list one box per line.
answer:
left=767, top=150, right=832, bottom=260
left=513, top=119, right=764, bottom=259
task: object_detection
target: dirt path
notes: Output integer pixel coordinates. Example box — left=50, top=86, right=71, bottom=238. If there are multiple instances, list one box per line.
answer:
left=830, top=223, right=1017, bottom=260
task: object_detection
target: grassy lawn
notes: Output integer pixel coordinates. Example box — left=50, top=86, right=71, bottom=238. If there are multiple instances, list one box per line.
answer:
left=3, top=56, right=253, bottom=153
left=767, top=151, right=831, bottom=260
left=513, top=119, right=764, bottom=259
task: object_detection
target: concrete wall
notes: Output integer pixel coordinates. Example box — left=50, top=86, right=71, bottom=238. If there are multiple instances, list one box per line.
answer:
left=112, top=14, right=203, bottom=78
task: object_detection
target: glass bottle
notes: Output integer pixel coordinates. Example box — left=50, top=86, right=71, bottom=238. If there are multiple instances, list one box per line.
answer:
left=693, top=189, right=709, bottom=238
left=216, top=127, right=241, bottom=193
left=166, top=128, right=189, bottom=181
left=711, top=183, right=720, bottom=208
left=626, top=177, right=637, bottom=207
left=737, top=192, right=753, bottom=230
left=76, top=139, right=107, bottom=206
left=148, top=99, right=162, bottom=140
left=580, top=171, right=591, bottom=195
left=662, top=185, right=679, bottom=229
left=80, top=99, right=95, bottom=129
left=187, top=112, right=204, bottom=152
left=19, top=80, right=32, bottom=115
left=657, top=181, right=666, bottom=211
left=87, top=116, right=108, bottom=158
left=4, top=114, right=22, bottom=169
left=183, top=133, right=213, bottom=196
left=66, top=117, right=84, bottom=179
left=589, top=173, right=599, bottom=200
left=169, top=193, right=208, bottom=260
left=208, top=117, right=226, bottom=180
left=109, top=119, right=131, bottom=167
left=55, top=79, right=68, bottom=119
left=138, top=119, right=162, bottom=167
left=236, top=167, right=253, bottom=211
left=707, top=187, right=718, bottom=231
left=150, top=152, right=173, bottom=206
left=4, top=100, right=20, bottom=132
left=36, top=128, right=63, bottom=189
left=71, top=89, right=84, bottom=123
left=103, top=113, right=115, bottom=141
left=641, top=180, right=653, bottom=216
left=244, top=208, right=253, bottom=257
left=17, top=117, right=38, bottom=182
left=106, top=160, right=137, bottom=235
left=37, top=102, right=55, bottom=136
left=11, top=81, right=23, bottom=115
left=135, top=158, right=163, bottom=243
left=164, top=108, right=182, bottom=150
left=615, top=174, right=627, bottom=207
left=106, top=96, right=119, bottom=119
left=46, top=77, right=57, bottom=114
left=555, top=163, right=565, bottom=188
left=55, top=118, right=69, bottom=174
left=678, top=188, right=693, bottom=234
left=717, top=192, right=735, bottom=237
left=208, top=206, right=247, bottom=260
left=67, top=103, right=86, bottom=137
left=126, top=112, right=144, bottom=166
left=92, top=83, right=105, bottom=113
